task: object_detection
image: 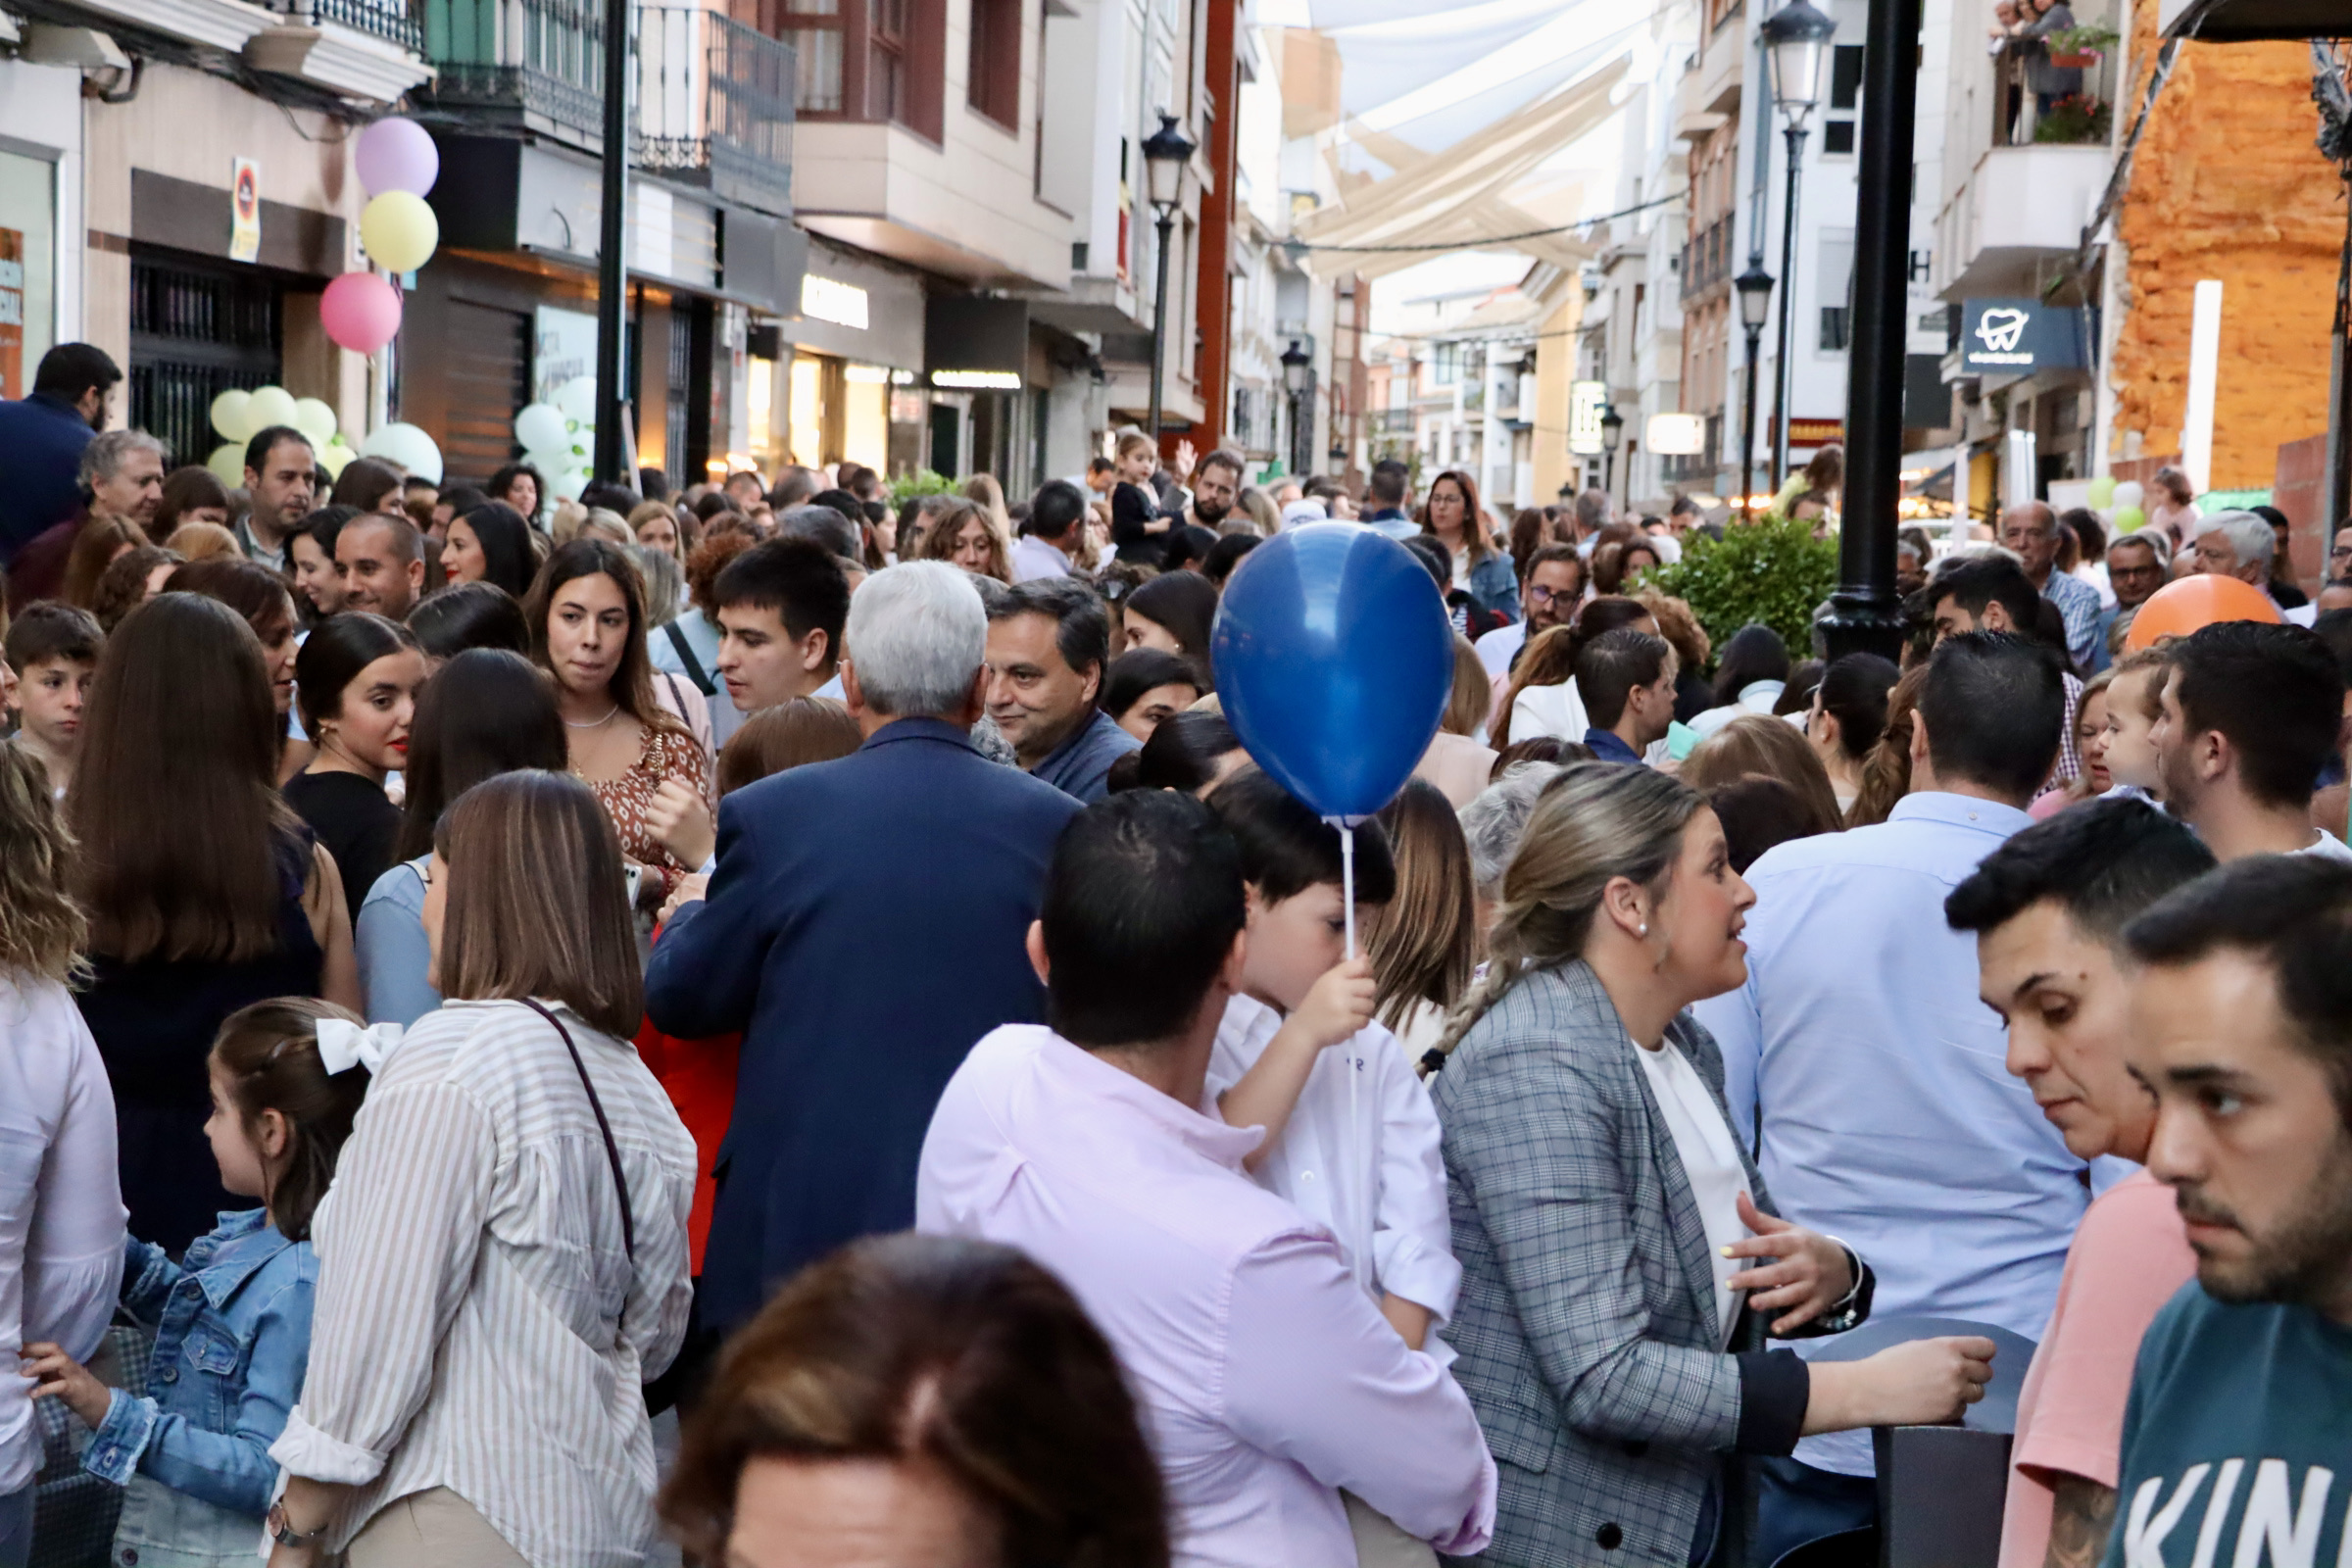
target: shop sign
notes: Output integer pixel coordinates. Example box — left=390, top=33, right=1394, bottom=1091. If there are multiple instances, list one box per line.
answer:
left=228, top=158, right=262, bottom=264
left=802, top=274, right=868, bottom=329
left=1567, top=380, right=1605, bottom=455
left=534, top=305, right=600, bottom=407
left=1960, top=298, right=2087, bottom=373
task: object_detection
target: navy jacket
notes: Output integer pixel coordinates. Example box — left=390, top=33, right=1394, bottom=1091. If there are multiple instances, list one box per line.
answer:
left=644, top=717, right=1082, bottom=1329
left=0, top=392, right=95, bottom=564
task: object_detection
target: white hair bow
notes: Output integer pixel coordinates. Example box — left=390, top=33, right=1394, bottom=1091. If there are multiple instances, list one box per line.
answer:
left=316, top=1020, right=403, bottom=1077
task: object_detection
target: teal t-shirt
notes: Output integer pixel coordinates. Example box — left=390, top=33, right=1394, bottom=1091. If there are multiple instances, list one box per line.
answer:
left=2102, top=1285, right=2352, bottom=1568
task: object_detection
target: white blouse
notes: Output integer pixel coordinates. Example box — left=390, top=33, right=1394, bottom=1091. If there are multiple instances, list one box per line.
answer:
left=0, top=974, right=127, bottom=1493
left=1632, top=1036, right=1750, bottom=1348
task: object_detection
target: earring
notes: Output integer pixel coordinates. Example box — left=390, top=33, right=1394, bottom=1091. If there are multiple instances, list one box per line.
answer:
left=1638, top=922, right=1649, bottom=936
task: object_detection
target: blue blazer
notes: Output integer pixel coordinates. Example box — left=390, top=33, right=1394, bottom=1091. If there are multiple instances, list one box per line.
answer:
left=0, top=391, right=95, bottom=564
left=644, top=717, right=1081, bottom=1328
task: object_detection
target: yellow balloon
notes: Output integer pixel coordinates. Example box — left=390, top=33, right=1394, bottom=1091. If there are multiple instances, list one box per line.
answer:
left=210, top=388, right=253, bottom=442
left=318, top=441, right=356, bottom=480
left=208, top=442, right=248, bottom=487
left=244, top=385, right=299, bottom=434
left=361, top=191, right=438, bottom=274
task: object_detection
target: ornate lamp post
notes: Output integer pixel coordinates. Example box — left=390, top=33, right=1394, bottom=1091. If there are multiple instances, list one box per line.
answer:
left=1761, top=0, right=1837, bottom=488
left=1735, top=263, right=1776, bottom=520
left=1141, top=112, right=1197, bottom=447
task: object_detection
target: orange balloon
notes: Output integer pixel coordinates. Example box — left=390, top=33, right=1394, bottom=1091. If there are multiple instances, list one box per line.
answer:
left=2123, top=572, right=2283, bottom=651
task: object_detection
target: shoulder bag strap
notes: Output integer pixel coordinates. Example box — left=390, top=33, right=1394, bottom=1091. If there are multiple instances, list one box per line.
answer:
left=520, top=998, right=636, bottom=1270
left=662, top=620, right=716, bottom=697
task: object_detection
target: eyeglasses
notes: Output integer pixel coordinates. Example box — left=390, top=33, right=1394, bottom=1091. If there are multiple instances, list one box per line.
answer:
left=1528, top=584, right=1571, bottom=606
left=2330, top=542, right=2352, bottom=562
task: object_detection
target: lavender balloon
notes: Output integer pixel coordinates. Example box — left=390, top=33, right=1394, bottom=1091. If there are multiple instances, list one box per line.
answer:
left=354, top=118, right=439, bottom=199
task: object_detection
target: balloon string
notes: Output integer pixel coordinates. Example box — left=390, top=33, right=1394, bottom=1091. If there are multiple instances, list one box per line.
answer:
left=1340, top=822, right=1358, bottom=1138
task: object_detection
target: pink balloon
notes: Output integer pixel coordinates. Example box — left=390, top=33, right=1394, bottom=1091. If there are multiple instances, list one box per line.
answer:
left=354, top=117, right=439, bottom=198
left=320, top=271, right=402, bottom=355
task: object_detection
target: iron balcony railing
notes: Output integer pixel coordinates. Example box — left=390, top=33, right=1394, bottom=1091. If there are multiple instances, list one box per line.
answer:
left=282, top=0, right=425, bottom=51
left=419, top=0, right=794, bottom=217
left=1679, top=214, right=1733, bottom=303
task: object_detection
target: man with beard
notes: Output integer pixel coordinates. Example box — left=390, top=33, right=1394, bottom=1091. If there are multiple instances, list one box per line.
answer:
left=238, top=425, right=318, bottom=571
left=2152, top=620, right=2351, bottom=861
left=1475, top=544, right=1584, bottom=678
left=1182, top=448, right=1245, bottom=531
left=2102, top=856, right=2352, bottom=1568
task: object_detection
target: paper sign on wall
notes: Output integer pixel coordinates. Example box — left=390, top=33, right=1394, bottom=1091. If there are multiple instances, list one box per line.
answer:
left=0, top=230, right=24, bottom=400
left=229, top=158, right=262, bottom=264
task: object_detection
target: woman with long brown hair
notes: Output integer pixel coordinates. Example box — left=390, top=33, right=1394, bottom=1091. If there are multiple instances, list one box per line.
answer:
left=1367, top=778, right=1481, bottom=1065
left=919, top=496, right=1014, bottom=583
left=1843, top=663, right=1929, bottom=827
left=69, top=592, right=358, bottom=1254
left=62, top=516, right=147, bottom=610
left=1419, top=468, right=1517, bottom=620
left=166, top=556, right=305, bottom=748
left=267, top=769, right=694, bottom=1568
left=524, top=537, right=712, bottom=912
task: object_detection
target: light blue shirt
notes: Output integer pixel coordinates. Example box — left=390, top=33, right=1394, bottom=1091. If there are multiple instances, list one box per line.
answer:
left=355, top=854, right=440, bottom=1027
left=1690, top=791, right=2088, bottom=1478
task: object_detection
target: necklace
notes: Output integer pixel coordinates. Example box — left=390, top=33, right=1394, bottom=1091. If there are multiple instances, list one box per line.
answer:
left=564, top=705, right=621, bottom=729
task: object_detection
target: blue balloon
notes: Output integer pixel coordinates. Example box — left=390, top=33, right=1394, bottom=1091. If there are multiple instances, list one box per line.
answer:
left=1210, top=522, right=1454, bottom=821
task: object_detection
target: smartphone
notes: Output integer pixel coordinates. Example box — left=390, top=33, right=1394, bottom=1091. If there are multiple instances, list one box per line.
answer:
left=624, top=863, right=645, bottom=908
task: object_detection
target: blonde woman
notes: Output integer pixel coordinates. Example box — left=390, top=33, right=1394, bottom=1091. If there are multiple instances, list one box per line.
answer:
left=1366, top=778, right=1480, bottom=1067
left=958, top=472, right=1014, bottom=543
left=0, top=741, right=127, bottom=1554
left=1428, top=763, right=1994, bottom=1567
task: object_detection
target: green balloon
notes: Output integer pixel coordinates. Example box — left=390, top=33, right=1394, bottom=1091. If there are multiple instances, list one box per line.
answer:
left=2112, top=504, right=2146, bottom=533
left=2086, top=475, right=2117, bottom=507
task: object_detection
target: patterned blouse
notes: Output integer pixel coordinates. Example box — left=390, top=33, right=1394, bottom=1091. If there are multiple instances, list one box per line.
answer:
left=586, top=721, right=711, bottom=898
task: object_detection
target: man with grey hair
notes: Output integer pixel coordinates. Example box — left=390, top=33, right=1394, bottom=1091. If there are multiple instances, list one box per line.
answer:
left=1572, top=487, right=1610, bottom=546
left=781, top=503, right=862, bottom=564
left=2000, top=501, right=2102, bottom=670
left=1458, top=761, right=1564, bottom=931
left=645, top=559, right=1081, bottom=1340
left=2191, top=510, right=2280, bottom=596
left=79, top=429, right=168, bottom=533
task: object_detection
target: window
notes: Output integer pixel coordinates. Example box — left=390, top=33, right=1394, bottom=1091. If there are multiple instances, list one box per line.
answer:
left=731, top=0, right=942, bottom=133
left=967, top=0, right=1020, bottom=128
left=1822, top=44, right=1863, bottom=155
left=1817, top=230, right=1854, bottom=354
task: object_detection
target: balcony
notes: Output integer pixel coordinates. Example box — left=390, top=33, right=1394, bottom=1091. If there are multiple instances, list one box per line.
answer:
left=1679, top=213, right=1733, bottom=304
left=1934, top=141, right=2112, bottom=301
left=420, top=0, right=794, bottom=216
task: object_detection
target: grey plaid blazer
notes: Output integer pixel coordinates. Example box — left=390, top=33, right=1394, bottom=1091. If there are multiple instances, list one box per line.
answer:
left=1432, top=960, right=1815, bottom=1568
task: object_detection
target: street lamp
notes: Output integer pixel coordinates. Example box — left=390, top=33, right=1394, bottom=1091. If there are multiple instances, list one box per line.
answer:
left=1760, top=0, right=1837, bottom=489
left=1735, top=263, right=1776, bottom=521
left=1281, top=338, right=1312, bottom=477
left=1141, top=112, right=1196, bottom=449
left=1599, top=403, right=1625, bottom=497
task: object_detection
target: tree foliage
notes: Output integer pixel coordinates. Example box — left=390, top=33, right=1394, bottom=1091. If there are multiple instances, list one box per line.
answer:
left=1644, top=514, right=1840, bottom=663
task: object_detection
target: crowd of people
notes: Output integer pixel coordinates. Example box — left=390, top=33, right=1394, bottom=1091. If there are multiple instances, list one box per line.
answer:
left=2, top=335, right=2349, bottom=1568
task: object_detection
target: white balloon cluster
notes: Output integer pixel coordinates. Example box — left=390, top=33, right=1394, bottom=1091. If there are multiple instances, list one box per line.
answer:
left=512, top=376, right=597, bottom=506
left=208, top=387, right=355, bottom=486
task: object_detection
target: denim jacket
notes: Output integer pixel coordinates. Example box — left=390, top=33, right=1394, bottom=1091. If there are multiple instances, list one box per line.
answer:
left=1465, top=550, right=1520, bottom=621
left=84, top=1210, right=317, bottom=1568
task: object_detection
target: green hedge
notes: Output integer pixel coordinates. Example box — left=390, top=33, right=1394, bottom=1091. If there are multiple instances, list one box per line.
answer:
left=1643, top=514, right=1839, bottom=662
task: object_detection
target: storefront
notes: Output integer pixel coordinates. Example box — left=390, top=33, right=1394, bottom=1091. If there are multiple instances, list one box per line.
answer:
left=763, top=237, right=929, bottom=474
left=0, top=57, right=85, bottom=401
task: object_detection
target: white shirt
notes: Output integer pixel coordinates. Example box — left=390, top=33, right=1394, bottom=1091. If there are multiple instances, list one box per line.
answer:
left=811, top=669, right=846, bottom=703
left=273, top=1000, right=697, bottom=1566
left=1474, top=620, right=1526, bottom=678
left=2291, top=827, right=2352, bottom=861
left=1688, top=680, right=1788, bottom=739
left=1205, top=996, right=1461, bottom=1333
left=1009, top=532, right=1072, bottom=582
left=1632, top=1037, right=1749, bottom=1348
left=1507, top=679, right=1589, bottom=747
left=918, top=1025, right=1496, bottom=1568
left=0, top=974, right=127, bottom=1493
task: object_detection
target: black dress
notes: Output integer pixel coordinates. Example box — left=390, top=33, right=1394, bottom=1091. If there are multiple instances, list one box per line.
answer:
left=77, top=829, right=324, bottom=1254
left=284, top=768, right=401, bottom=916
left=1111, top=481, right=1167, bottom=566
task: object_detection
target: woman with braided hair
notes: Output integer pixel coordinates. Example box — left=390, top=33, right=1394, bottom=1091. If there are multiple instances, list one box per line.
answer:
left=1425, top=762, right=1995, bottom=1567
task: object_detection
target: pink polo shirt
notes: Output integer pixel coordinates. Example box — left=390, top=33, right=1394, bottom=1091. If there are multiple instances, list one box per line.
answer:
left=1994, top=1169, right=2197, bottom=1568
left=916, top=1024, right=1495, bottom=1568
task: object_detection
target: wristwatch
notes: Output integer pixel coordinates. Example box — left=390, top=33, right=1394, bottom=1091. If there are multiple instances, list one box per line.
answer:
left=267, top=1499, right=328, bottom=1550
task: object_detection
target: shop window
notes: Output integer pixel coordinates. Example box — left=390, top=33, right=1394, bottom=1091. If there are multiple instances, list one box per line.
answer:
left=0, top=150, right=59, bottom=401
left=732, top=0, right=942, bottom=134
left=966, top=0, right=1021, bottom=129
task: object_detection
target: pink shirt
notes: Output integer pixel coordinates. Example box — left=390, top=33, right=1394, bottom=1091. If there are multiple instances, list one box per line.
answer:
left=916, top=1025, right=1496, bottom=1568
left=1994, top=1168, right=2197, bottom=1568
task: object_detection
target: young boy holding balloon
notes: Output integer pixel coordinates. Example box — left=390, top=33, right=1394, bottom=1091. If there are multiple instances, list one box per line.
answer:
left=1204, top=767, right=1459, bottom=1348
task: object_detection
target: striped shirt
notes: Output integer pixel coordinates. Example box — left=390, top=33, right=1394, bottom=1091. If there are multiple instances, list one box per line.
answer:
left=270, top=999, right=696, bottom=1567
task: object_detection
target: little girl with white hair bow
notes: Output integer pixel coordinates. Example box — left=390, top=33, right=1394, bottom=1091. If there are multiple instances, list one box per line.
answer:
left=20, top=999, right=384, bottom=1568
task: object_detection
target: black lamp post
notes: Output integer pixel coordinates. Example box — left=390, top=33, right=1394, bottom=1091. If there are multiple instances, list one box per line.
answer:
left=1141, top=113, right=1196, bottom=448
left=1735, top=263, right=1776, bottom=521
left=1761, top=0, right=1837, bottom=490
left=1281, top=338, right=1312, bottom=478
left=593, top=0, right=634, bottom=484
left=1599, top=403, right=1625, bottom=499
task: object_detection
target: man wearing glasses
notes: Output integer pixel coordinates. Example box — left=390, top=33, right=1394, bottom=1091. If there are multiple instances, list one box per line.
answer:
left=1474, top=544, right=1586, bottom=680
left=2098, top=533, right=2171, bottom=670
left=2317, top=526, right=2352, bottom=616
